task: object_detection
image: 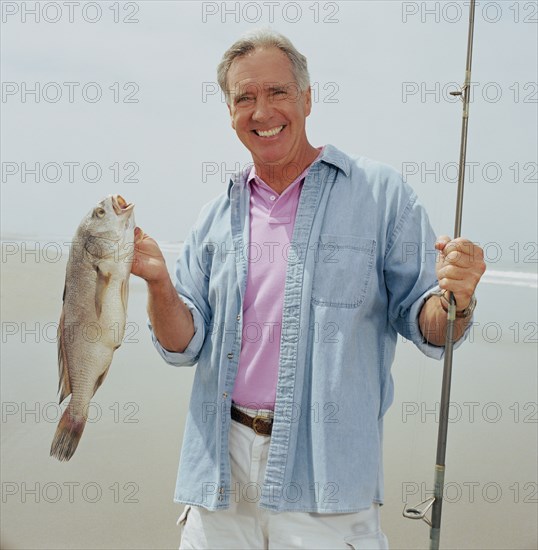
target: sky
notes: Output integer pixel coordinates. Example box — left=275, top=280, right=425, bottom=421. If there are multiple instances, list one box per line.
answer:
left=1, top=0, right=537, bottom=272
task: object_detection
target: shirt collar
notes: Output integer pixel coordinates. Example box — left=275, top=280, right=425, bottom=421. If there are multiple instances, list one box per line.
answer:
left=247, top=147, right=322, bottom=194
left=317, top=143, right=350, bottom=177
left=227, top=143, right=350, bottom=198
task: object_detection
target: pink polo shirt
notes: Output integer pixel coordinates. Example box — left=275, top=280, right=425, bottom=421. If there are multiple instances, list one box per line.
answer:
left=232, top=151, right=323, bottom=410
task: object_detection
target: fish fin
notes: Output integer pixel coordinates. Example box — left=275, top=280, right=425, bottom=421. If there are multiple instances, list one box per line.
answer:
left=50, top=408, right=86, bottom=462
left=94, top=266, right=111, bottom=319
left=120, top=278, right=129, bottom=314
left=92, top=365, right=112, bottom=398
left=57, top=309, right=72, bottom=404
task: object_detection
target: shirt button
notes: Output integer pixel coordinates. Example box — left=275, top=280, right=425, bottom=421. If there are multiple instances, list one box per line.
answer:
left=236, top=314, right=241, bottom=321
left=222, top=392, right=228, bottom=398
left=269, top=195, right=276, bottom=201
left=227, top=352, right=233, bottom=359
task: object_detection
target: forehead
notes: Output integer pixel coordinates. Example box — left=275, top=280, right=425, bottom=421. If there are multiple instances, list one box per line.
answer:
left=227, top=47, right=295, bottom=93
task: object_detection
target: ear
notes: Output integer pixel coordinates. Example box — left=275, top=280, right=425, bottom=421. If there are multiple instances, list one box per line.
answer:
left=227, top=102, right=235, bottom=130
left=304, top=86, right=312, bottom=117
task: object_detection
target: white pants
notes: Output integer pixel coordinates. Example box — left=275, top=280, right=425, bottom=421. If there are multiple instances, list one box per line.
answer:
left=178, top=408, right=389, bottom=549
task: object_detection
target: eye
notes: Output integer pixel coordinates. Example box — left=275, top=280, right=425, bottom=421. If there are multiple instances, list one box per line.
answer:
left=94, top=207, right=106, bottom=218
left=270, top=89, right=288, bottom=101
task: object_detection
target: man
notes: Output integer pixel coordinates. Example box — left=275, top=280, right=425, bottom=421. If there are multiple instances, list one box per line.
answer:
left=132, top=29, right=485, bottom=549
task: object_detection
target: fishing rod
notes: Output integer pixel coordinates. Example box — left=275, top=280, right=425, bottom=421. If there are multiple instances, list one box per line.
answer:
left=402, top=1, right=477, bottom=549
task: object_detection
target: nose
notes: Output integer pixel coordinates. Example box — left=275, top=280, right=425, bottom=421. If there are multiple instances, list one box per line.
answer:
left=252, top=95, right=272, bottom=123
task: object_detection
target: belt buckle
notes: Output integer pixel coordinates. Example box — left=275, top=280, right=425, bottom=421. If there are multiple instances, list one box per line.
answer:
left=252, top=415, right=269, bottom=436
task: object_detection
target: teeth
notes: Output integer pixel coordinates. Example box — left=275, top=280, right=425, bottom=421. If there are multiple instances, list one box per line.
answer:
left=256, top=126, right=284, bottom=137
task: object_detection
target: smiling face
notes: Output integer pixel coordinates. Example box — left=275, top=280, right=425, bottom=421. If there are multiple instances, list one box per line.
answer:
left=226, top=47, right=315, bottom=183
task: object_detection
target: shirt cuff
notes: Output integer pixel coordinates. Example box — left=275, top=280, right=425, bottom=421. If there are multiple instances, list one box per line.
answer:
left=147, top=298, right=206, bottom=366
left=409, top=285, right=474, bottom=360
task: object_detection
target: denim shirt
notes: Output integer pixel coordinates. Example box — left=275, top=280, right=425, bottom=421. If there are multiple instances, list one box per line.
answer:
left=150, top=144, right=467, bottom=513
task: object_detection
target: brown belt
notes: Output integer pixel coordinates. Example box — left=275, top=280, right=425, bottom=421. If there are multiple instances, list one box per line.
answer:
left=231, top=405, right=273, bottom=436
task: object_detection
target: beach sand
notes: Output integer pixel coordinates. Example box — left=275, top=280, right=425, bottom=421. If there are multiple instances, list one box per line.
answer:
left=1, top=243, right=536, bottom=549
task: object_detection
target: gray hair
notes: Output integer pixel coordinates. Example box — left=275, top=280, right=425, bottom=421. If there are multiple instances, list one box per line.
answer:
left=217, top=28, right=310, bottom=104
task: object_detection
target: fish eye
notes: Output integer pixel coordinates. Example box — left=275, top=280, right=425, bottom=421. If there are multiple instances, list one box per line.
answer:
left=94, top=207, right=106, bottom=218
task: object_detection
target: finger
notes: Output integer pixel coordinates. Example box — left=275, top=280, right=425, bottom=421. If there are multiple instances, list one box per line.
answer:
left=443, top=238, right=479, bottom=254
left=437, top=264, right=482, bottom=283
left=438, top=238, right=480, bottom=263
left=134, top=227, right=147, bottom=244
left=455, top=239, right=485, bottom=264
left=441, top=250, right=474, bottom=267
left=437, top=276, right=474, bottom=301
left=438, top=263, right=482, bottom=294
left=435, top=235, right=451, bottom=251
left=441, top=240, right=464, bottom=259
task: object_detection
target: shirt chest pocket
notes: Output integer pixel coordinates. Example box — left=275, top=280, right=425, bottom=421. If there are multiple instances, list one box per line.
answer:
left=311, top=234, right=377, bottom=308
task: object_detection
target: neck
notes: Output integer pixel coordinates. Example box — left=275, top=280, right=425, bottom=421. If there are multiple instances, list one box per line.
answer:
left=254, top=145, right=320, bottom=194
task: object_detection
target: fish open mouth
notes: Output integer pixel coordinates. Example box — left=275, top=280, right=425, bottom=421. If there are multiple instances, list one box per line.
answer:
left=112, top=194, right=134, bottom=214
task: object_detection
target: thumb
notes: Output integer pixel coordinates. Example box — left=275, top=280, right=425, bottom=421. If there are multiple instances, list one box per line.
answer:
left=435, top=235, right=451, bottom=252
left=134, top=226, right=146, bottom=244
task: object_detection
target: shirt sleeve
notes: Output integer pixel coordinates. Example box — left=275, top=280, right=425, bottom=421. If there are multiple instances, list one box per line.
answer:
left=148, top=296, right=206, bottom=366
left=384, top=190, right=472, bottom=360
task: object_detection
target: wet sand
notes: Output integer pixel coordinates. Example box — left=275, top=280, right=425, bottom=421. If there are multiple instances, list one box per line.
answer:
left=1, top=244, right=536, bottom=549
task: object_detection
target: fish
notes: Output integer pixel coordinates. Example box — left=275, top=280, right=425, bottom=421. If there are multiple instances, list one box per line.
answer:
left=50, top=194, right=135, bottom=461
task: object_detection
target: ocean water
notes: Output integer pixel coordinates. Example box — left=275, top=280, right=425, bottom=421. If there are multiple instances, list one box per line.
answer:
left=1, top=239, right=536, bottom=549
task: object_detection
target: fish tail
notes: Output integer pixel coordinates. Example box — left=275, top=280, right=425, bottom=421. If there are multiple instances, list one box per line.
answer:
left=50, top=408, right=86, bottom=462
